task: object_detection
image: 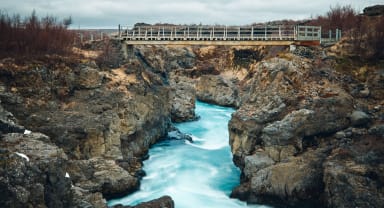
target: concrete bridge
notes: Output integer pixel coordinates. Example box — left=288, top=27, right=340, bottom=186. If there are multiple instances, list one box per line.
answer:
left=116, top=25, right=328, bottom=46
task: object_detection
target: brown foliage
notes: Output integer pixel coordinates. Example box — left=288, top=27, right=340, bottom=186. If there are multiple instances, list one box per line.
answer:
left=309, top=5, right=384, bottom=60
left=308, top=5, right=358, bottom=34
left=0, top=11, right=74, bottom=58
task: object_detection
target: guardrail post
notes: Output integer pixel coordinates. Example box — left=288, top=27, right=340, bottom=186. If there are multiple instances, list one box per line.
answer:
left=251, top=26, right=254, bottom=40
left=336, top=29, right=341, bottom=41
left=238, top=27, right=240, bottom=40
left=329, top=30, right=332, bottom=40
left=264, top=25, right=267, bottom=40
left=197, top=27, right=199, bottom=38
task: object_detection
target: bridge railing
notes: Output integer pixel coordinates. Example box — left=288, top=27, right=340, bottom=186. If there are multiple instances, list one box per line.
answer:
left=295, top=25, right=321, bottom=41
left=117, top=25, right=322, bottom=44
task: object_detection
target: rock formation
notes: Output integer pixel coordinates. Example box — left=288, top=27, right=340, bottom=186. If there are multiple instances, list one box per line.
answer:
left=229, top=48, right=384, bottom=207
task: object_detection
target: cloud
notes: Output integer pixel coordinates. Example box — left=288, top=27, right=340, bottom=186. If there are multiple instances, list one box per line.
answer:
left=1, top=0, right=383, bottom=28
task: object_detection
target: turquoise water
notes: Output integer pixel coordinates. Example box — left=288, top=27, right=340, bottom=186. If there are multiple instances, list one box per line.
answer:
left=108, top=101, right=269, bottom=208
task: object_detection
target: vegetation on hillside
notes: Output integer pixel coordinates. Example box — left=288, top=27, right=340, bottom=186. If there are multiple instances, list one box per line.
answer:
left=308, top=5, right=384, bottom=60
left=0, top=11, right=74, bottom=57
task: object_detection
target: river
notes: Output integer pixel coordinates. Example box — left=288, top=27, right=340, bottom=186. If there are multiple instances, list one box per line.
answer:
left=108, top=101, right=270, bottom=208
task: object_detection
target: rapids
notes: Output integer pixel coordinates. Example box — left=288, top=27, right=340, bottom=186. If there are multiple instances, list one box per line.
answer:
left=108, top=101, right=270, bottom=208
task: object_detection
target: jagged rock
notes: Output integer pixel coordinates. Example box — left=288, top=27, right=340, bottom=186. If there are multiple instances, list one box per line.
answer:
left=72, top=186, right=107, bottom=208
left=68, top=158, right=139, bottom=200
left=229, top=56, right=354, bottom=206
left=0, top=101, right=25, bottom=134
left=243, top=153, right=275, bottom=178
left=76, top=66, right=103, bottom=89
left=113, top=195, right=174, bottom=208
left=169, top=75, right=197, bottom=122
left=323, top=137, right=384, bottom=208
left=350, top=110, right=371, bottom=126
left=166, top=130, right=193, bottom=142
left=248, top=149, right=327, bottom=207
left=0, top=132, right=73, bottom=208
left=196, top=75, right=239, bottom=107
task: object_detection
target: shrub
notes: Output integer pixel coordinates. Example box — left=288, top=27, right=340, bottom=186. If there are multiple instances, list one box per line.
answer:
left=0, top=10, right=74, bottom=57
left=309, top=4, right=384, bottom=60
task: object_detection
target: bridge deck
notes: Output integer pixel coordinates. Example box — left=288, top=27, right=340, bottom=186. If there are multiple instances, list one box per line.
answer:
left=117, top=25, right=321, bottom=46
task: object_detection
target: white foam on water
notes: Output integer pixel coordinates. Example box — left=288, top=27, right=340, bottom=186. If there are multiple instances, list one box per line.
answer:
left=108, top=102, right=271, bottom=208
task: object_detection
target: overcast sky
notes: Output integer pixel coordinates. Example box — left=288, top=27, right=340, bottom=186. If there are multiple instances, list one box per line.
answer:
left=1, top=0, right=383, bottom=28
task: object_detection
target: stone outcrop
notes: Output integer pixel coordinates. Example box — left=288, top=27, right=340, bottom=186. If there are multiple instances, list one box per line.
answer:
left=68, top=158, right=139, bottom=199
left=0, top=45, right=173, bottom=207
left=113, top=195, right=174, bottom=208
left=196, top=75, right=239, bottom=107
left=169, top=74, right=197, bottom=122
left=0, top=121, right=73, bottom=207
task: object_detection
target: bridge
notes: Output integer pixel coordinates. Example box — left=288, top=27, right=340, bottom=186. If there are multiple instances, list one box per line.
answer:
left=116, top=25, right=326, bottom=46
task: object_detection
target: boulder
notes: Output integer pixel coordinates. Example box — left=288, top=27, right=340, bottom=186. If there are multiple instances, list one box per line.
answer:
left=68, top=158, right=139, bottom=200
left=76, top=66, right=103, bottom=89
left=166, top=130, right=193, bottom=142
left=169, top=75, right=197, bottom=122
left=0, top=101, right=25, bottom=134
left=196, top=75, right=239, bottom=107
left=243, top=153, right=275, bottom=178
left=248, top=149, right=327, bottom=207
left=113, top=195, right=174, bottom=208
left=350, top=110, right=371, bottom=126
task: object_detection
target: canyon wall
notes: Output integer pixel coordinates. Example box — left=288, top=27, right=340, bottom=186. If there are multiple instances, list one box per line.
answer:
left=1, top=41, right=383, bottom=207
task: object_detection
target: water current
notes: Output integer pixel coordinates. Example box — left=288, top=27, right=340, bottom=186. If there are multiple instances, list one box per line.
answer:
left=108, top=101, right=270, bottom=208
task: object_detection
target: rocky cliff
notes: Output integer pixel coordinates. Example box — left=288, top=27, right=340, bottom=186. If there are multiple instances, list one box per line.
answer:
left=0, top=44, right=175, bottom=207
left=228, top=49, right=384, bottom=207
